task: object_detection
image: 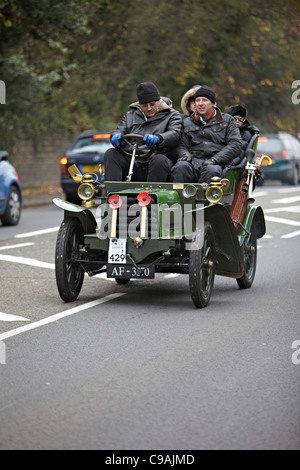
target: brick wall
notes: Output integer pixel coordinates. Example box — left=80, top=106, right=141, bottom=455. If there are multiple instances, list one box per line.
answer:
left=9, top=137, right=71, bottom=188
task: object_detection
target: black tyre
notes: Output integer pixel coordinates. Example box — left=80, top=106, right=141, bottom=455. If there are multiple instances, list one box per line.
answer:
left=115, top=278, right=131, bottom=285
left=189, top=222, right=216, bottom=308
left=55, top=217, right=84, bottom=302
left=237, top=224, right=257, bottom=289
left=1, top=186, right=21, bottom=226
left=288, top=166, right=299, bottom=186
left=65, top=193, right=81, bottom=205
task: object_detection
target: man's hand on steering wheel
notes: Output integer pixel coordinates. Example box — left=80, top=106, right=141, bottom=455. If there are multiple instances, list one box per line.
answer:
left=118, top=134, right=155, bottom=159
left=111, top=133, right=123, bottom=148
left=143, top=134, right=161, bottom=148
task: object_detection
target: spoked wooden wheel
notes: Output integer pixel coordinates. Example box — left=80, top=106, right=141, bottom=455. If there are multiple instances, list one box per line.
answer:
left=237, top=224, right=257, bottom=289
left=189, top=222, right=216, bottom=308
left=55, top=217, right=85, bottom=302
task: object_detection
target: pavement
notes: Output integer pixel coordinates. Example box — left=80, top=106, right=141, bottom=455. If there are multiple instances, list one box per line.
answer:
left=22, top=186, right=64, bottom=208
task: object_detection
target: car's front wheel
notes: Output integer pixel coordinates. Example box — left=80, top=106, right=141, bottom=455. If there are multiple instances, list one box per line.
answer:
left=55, top=217, right=85, bottom=302
left=0, top=186, right=21, bottom=226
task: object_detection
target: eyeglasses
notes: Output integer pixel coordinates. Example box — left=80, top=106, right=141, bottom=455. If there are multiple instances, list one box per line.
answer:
left=234, top=115, right=245, bottom=123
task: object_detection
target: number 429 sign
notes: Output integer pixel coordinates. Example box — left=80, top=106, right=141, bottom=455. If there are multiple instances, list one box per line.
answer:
left=108, top=238, right=127, bottom=264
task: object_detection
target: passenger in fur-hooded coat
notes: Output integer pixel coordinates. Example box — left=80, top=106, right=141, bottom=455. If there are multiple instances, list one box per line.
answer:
left=180, top=86, right=201, bottom=117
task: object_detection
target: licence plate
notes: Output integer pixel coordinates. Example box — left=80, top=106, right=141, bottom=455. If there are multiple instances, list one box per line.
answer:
left=107, top=264, right=155, bottom=279
left=108, top=238, right=127, bottom=264
left=84, top=164, right=100, bottom=173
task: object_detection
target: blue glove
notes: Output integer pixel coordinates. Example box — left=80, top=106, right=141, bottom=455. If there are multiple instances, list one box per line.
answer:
left=143, top=134, right=161, bottom=148
left=111, top=133, right=122, bottom=148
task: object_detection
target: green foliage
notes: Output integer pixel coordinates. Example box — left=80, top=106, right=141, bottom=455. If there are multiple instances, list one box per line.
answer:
left=0, top=0, right=299, bottom=151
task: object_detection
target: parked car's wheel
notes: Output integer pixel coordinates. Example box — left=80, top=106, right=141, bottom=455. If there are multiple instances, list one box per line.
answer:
left=237, top=224, right=257, bottom=289
left=288, top=165, right=299, bottom=186
left=0, top=186, right=21, bottom=226
left=55, top=217, right=85, bottom=302
left=189, top=222, right=216, bottom=308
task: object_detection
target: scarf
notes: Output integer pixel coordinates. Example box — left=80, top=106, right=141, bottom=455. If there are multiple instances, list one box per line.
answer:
left=193, top=109, right=216, bottom=125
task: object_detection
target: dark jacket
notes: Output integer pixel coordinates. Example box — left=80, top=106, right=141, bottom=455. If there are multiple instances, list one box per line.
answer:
left=111, top=100, right=182, bottom=162
left=177, top=107, right=242, bottom=168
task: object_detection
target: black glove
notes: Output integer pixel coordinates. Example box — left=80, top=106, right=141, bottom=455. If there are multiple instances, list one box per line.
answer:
left=178, top=155, right=192, bottom=163
left=203, top=158, right=218, bottom=166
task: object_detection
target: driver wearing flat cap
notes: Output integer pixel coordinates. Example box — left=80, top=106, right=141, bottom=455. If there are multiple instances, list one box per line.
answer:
left=171, top=85, right=242, bottom=184
left=104, top=81, right=182, bottom=182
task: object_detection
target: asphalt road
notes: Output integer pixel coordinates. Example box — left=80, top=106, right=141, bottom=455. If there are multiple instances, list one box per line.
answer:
left=0, top=184, right=300, bottom=450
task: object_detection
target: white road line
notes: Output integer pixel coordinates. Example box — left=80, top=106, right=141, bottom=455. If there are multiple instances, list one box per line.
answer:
left=264, top=216, right=300, bottom=227
left=265, top=206, right=300, bottom=214
left=0, top=242, right=35, bottom=251
left=15, top=227, right=59, bottom=239
left=0, top=254, right=116, bottom=282
left=281, top=230, right=300, bottom=239
left=276, top=187, right=300, bottom=194
left=0, top=312, right=30, bottom=322
left=0, top=293, right=126, bottom=341
left=0, top=254, right=55, bottom=269
left=272, top=196, right=300, bottom=204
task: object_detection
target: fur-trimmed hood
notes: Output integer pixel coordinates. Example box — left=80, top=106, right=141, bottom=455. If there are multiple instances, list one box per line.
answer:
left=180, top=86, right=201, bottom=116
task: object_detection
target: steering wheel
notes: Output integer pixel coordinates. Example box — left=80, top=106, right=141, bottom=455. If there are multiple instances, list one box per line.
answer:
left=118, top=134, right=155, bottom=159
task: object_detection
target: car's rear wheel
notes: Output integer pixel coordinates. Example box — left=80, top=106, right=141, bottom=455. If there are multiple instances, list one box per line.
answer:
left=55, top=217, right=85, bottom=302
left=0, top=186, right=21, bottom=226
left=288, top=166, right=299, bottom=186
left=189, top=222, right=216, bottom=308
left=237, top=224, right=257, bottom=289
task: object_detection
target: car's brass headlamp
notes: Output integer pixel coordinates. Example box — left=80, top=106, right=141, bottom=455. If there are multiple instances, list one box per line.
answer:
left=78, top=174, right=96, bottom=208
left=206, top=177, right=230, bottom=204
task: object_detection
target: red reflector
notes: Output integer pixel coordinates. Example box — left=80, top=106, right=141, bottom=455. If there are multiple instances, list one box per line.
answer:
left=93, top=134, right=111, bottom=139
left=258, top=136, right=268, bottom=142
left=60, top=157, right=68, bottom=165
left=282, top=150, right=288, bottom=157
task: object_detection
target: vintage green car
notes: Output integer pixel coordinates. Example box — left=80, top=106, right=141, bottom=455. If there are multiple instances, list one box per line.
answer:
left=53, top=133, right=272, bottom=308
